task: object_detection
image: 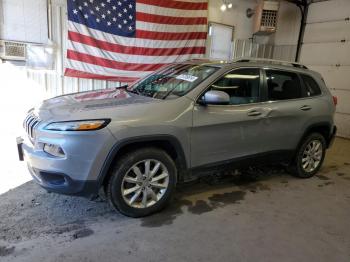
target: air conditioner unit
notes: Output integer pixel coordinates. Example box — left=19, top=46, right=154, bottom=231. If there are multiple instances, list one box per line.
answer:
left=0, top=40, right=27, bottom=61
left=253, top=0, right=280, bottom=35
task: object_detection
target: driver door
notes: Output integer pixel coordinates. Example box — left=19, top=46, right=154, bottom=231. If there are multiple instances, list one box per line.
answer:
left=191, top=67, right=268, bottom=168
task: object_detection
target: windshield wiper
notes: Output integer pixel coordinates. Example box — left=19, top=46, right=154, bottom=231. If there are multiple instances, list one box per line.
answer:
left=114, top=84, right=128, bottom=90
left=126, top=89, right=141, bottom=95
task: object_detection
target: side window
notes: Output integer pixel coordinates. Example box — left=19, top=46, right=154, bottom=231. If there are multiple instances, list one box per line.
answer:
left=210, top=68, right=260, bottom=105
left=301, top=74, right=322, bottom=97
left=266, top=70, right=302, bottom=101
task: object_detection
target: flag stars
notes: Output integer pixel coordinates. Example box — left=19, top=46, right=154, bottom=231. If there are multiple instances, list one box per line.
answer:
left=70, top=0, right=135, bottom=34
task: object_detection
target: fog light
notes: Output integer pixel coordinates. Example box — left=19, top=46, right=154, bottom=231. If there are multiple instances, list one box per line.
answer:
left=43, top=144, right=65, bottom=158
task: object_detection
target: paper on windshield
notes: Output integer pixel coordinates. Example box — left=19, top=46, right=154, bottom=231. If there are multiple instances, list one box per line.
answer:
left=175, top=74, right=198, bottom=82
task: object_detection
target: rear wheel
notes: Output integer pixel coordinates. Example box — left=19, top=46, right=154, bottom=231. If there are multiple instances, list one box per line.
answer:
left=289, top=133, right=326, bottom=178
left=107, top=148, right=177, bottom=217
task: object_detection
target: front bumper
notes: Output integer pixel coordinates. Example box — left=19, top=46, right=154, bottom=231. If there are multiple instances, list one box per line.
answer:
left=18, top=126, right=116, bottom=197
left=26, top=164, right=99, bottom=197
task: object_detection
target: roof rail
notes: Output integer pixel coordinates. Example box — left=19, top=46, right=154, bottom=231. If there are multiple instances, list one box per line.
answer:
left=233, top=58, right=308, bottom=69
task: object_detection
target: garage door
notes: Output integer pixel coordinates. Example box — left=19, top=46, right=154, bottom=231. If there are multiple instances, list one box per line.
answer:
left=299, top=0, right=350, bottom=138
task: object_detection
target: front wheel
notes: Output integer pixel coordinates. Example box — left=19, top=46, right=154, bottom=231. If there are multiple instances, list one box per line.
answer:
left=107, top=148, right=177, bottom=217
left=289, top=133, right=326, bottom=178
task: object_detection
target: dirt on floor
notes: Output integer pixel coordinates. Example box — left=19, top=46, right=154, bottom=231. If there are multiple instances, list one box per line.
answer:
left=0, top=138, right=350, bottom=262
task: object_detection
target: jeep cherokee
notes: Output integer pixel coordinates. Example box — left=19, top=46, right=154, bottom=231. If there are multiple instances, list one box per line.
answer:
left=18, top=58, right=337, bottom=217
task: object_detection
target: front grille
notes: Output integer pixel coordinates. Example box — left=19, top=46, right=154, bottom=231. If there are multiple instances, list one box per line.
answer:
left=23, top=113, right=41, bottom=142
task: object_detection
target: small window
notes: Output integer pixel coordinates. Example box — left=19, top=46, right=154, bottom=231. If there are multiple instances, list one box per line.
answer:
left=210, top=68, right=260, bottom=105
left=266, top=70, right=302, bottom=101
left=301, top=74, right=322, bottom=97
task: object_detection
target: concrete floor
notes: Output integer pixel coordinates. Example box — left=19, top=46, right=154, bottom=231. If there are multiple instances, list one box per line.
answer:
left=0, top=138, right=350, bottom=262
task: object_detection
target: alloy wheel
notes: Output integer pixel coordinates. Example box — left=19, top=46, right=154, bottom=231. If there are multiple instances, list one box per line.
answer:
left=301, top=140, right=323, bottom=173
left=121, top=159, right=169, bottom=208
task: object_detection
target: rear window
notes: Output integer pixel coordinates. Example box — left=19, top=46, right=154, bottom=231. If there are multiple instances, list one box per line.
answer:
left=266, top=70, right=302, bottom=101
left=301, top=74, right=322, bottom=97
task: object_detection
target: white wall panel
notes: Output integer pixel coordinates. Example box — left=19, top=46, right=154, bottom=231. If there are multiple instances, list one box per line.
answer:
left=1, top=0, right=48, bottom=43
left=310, top=66, right=350, bottom=91
left=304, top=21, right=350, bottom=43
left=307, top=0, right=350, bottom=23
left=335, top=113, right=350, bottom=138
left=300, top=0, right=350, bottom=138
left=300, top=42, right=350, bottom=66
left=208, top=0, right=255, bottom=39
left=330, top=90, right=350, bottom=115
left=273, top=1, right=300, bottom=46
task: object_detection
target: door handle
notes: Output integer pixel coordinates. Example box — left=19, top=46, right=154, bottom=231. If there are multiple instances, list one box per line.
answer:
left=300, top=105, right=312, bottom=111
left=247, top=110, right=262, bottom=117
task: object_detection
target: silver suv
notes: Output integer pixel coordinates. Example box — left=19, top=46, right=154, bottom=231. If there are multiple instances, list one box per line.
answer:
left=18, top=59, right=337, bottom=217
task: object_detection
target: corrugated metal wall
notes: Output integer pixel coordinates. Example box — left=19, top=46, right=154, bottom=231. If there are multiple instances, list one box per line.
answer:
left=232, top=39, right=296, bottom=61
left=26, top=69, right=124, bottom=97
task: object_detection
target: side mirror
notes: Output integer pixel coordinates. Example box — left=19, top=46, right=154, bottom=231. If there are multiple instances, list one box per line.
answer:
left=199, top=90, right=230, bottom=105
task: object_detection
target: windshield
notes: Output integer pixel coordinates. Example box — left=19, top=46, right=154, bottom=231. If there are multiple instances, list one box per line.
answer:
left=127, top=64, right=219, bottom=99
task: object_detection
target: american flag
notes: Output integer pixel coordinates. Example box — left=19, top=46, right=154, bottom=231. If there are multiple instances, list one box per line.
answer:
left=65, top=0, right=208, bottom=82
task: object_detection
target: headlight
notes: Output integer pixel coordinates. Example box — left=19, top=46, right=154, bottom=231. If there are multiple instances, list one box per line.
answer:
left=44, top=119, right=110, bottom=131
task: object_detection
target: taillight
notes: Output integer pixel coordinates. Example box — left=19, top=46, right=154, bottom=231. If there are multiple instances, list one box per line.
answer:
left=332, top=96, right=338, bottom=106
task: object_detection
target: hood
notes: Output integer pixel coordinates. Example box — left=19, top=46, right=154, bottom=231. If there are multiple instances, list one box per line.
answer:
left=34, top=88, right=155, bottom=122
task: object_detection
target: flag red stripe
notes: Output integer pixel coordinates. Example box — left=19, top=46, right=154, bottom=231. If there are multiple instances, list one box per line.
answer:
left=136, top=12, right=207, bottom=25
left=68, top=31, right=206, bottom=56
left=65, top=68, right=139, bottom=82
left=67, top=50, right=165, bottom=71
left=137, top=0, right=208, bottom=10
left=135, top=30, right=207, bottom=40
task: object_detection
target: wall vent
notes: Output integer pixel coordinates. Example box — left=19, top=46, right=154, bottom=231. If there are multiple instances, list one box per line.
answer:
left=0, top=40, right=27, bottom=61
left=253, top=0, right=280, bottom=35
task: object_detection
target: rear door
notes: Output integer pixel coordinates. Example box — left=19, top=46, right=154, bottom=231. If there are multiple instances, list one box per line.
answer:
left=260, top=69, right=316, bottom=152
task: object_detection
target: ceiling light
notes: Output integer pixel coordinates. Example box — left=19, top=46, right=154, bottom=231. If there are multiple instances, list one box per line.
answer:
left=228, top=3, right=233, bottom=9
left=220, top=4, right=227, bottom=11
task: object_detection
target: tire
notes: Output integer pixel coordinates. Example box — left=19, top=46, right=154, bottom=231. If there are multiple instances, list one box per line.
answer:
left=289, top=133, right=326, bottom=178
left=107, top=148, right=177, bottom=217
